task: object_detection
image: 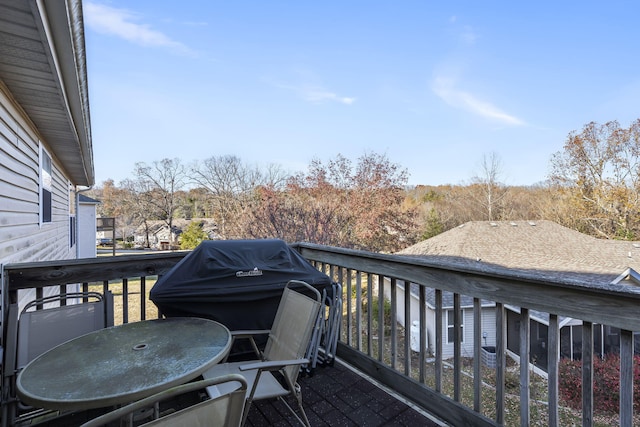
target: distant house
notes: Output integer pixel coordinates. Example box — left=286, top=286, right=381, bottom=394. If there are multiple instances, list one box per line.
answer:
left=78, top=195, right=100, bottom=258
left=384, top=282, right=496, bottom=360
left=392, top=220, right=640, bottom=370
left=0, top=1, right=93, bottom=306
left=133, top=219, right=218, bottom=250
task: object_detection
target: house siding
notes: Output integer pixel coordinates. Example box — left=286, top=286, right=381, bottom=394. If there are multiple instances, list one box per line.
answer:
left=78, top=200, right=97, bottom=259
left=383, top=279, right=497, bottom=359
left=0, top=85, right=74, bottom=266
left=440, top=306, right=497, bottom=359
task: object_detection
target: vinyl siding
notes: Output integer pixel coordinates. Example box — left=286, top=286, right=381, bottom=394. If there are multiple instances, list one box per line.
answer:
left=384, top=279, right=498, bottom=359
left=0, top=84, right=74, bottom=266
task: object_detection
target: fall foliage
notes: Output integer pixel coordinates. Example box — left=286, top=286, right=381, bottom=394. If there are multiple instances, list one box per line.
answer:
left=90, top=120, right=640, bottom=252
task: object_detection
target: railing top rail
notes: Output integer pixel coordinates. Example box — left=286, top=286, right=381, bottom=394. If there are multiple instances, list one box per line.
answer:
left=292, top=242, right=640, bottom=331
left=4, top=252, right=189, bottom=290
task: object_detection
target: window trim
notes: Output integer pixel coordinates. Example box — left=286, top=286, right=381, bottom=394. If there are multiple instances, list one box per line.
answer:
left=40, top=144, right=52, bottom=225
left=446, top=309, right=465, bottom=344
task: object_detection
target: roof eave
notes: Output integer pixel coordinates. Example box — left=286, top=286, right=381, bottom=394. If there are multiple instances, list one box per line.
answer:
left=35, top=0, right=93, bottom=186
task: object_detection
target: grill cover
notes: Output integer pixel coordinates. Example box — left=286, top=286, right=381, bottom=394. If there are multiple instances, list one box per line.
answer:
left=150, top=239, right=332, bottom=334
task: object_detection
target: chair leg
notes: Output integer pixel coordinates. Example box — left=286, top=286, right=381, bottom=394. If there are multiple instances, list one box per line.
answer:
left=293, top=383, right=311, bottom=427
left=278, top=382, right=311, bottom=427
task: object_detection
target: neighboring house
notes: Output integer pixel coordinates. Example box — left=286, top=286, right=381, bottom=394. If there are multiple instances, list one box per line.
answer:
left=133, top=219, right=218, bottom=250
left=0, top=0, right=93, bottom=306
left=78, top=195, right=100, bottom=258
left=384, top=281, right=496, bottom=360
left=393, top=220, right=640, bottom=370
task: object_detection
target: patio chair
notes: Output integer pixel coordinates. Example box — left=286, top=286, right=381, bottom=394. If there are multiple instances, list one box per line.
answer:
left=80, top=374, right=247, bottom=427
left=2, top=291, right=113, bottom=425
left=202, top=280, right=322, bottom=427
left=17, top=291, right=114, bottom=367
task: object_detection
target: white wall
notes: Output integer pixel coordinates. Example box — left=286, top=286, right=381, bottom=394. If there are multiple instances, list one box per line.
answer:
left=77, top=201, right=97, bottom=258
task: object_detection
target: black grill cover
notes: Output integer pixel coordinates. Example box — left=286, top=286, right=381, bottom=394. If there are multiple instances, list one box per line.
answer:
left=150, top=239, right=332, bottom=334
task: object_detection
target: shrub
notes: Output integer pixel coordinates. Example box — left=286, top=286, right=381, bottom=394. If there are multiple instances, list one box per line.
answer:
left=558, top=354, right=640, bottom=414
left=179, top=221, right=209, bottom=250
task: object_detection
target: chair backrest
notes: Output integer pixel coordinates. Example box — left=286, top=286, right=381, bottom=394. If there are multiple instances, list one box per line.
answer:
left=17, top=291, right=113, bottom=368
left=81, top=374, right=247, bottom=427
left=264, top=280, right=322, bottom=382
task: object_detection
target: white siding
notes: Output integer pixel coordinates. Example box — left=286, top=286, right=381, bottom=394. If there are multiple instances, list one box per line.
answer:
left=383, top=278, right=498, bottom=359
left=0, top=85, right=74, bottom=266
left=78, top=201, right=97, bottom=258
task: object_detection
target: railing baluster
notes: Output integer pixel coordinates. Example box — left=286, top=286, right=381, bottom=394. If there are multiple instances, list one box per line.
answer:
left=419, top=285, right=426, bottom=384
left=619, top=329, right=634, bottom=427
left=59, top=285, right=66, bottom=305
left=453, top=293, right=461, bottom=402
left=35, top=287, right=43, bottom=309
left=519, top=308, right=530, bottom=427
left=367, top=274, right=373, bottom=357
left=548, top=314, right=559, bottom=427
left=473, top=297, right=481, bottom=412
left=390, top=277, right=397, bottom=370
left=122, top=278, right=129, bottom=324
left=346, top=268, right=352, bottom=346
left=404, top=279, right=411, bottom=377
left=582, top=321, right=594, bottom=427
left=377, top=274, right=384, bottom=362
left=140, top=276, right=146, bottom=321
left=435, top=289, right=442, bottom=392
left=496, top=302, right=505, bottom=425
left=356, top=271, right=362, bottom=352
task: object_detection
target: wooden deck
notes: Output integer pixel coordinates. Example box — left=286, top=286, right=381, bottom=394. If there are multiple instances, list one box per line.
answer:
left=245, top=360, right=443, bottom=426
left=27, top=359, right=442, bottom=426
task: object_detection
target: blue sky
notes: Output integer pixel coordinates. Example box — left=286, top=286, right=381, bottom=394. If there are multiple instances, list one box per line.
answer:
left=84, top=1, right=640, bottom=187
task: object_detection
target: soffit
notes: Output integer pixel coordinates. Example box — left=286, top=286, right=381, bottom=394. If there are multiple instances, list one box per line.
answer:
left=0, top=0, right=93, bottom=186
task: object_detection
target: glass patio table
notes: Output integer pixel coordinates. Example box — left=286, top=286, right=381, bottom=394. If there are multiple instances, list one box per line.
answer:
left=16, top=317, right=231, bottom=411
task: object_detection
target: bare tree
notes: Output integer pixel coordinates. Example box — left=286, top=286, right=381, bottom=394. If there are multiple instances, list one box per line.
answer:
left=132, top=158, right=187, bottom=246
left=550, top=119, right=640, bottom=239
left=118, top=178, right=160, bottom=248
left=190, top=155, right=287, bottom=239
left=467, top=152, right=509, bottom=221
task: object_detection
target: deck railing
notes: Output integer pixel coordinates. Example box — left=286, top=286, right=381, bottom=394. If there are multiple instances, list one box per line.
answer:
left=291, top=242, right=640, bottom=427
left=2, top=245, right=639, bottom=426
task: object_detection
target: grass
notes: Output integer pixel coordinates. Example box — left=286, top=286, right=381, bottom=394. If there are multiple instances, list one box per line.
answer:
left=89, top=277, right=160, bottom=325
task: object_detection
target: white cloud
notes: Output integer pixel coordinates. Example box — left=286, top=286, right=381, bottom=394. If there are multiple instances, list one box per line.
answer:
left=432, top=76, right=525, bottom=126
left=303, top=87, right=356, bottom=105
left=84, top=2, right=194, bottom=56
left=275, top=82, right=355, bottom=105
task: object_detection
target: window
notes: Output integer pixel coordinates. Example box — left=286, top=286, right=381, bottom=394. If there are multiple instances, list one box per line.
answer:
left=69, top=183, right=76, bottom=247
left=446, top=309, right=464, bottom=343
left=41, top=148, right=52, bottom=223
left=69, top=215, right=76, bottom=247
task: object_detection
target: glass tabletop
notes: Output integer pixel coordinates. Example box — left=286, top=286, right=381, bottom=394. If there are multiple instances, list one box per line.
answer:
left=17, top=317, right=231, bottom=410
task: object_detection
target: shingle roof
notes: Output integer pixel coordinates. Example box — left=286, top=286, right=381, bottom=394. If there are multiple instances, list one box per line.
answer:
left=396, top=220, right=640, bottom=308
left=398, top=220, right=640, bottom=283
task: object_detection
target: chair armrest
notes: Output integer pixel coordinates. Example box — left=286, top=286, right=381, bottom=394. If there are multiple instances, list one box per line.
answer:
left=239, top=358, right=310, bottom=372
left=230, top=329, right=270, bottom=337
left=226, top=330, right=271, bottom=361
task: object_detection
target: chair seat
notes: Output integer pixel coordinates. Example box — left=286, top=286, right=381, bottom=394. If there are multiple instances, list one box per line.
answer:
left=203, top=361, right=289, bottom=400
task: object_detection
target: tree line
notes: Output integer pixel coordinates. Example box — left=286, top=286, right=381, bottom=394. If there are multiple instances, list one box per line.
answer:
left=90, top=119, right=640, bottom=252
